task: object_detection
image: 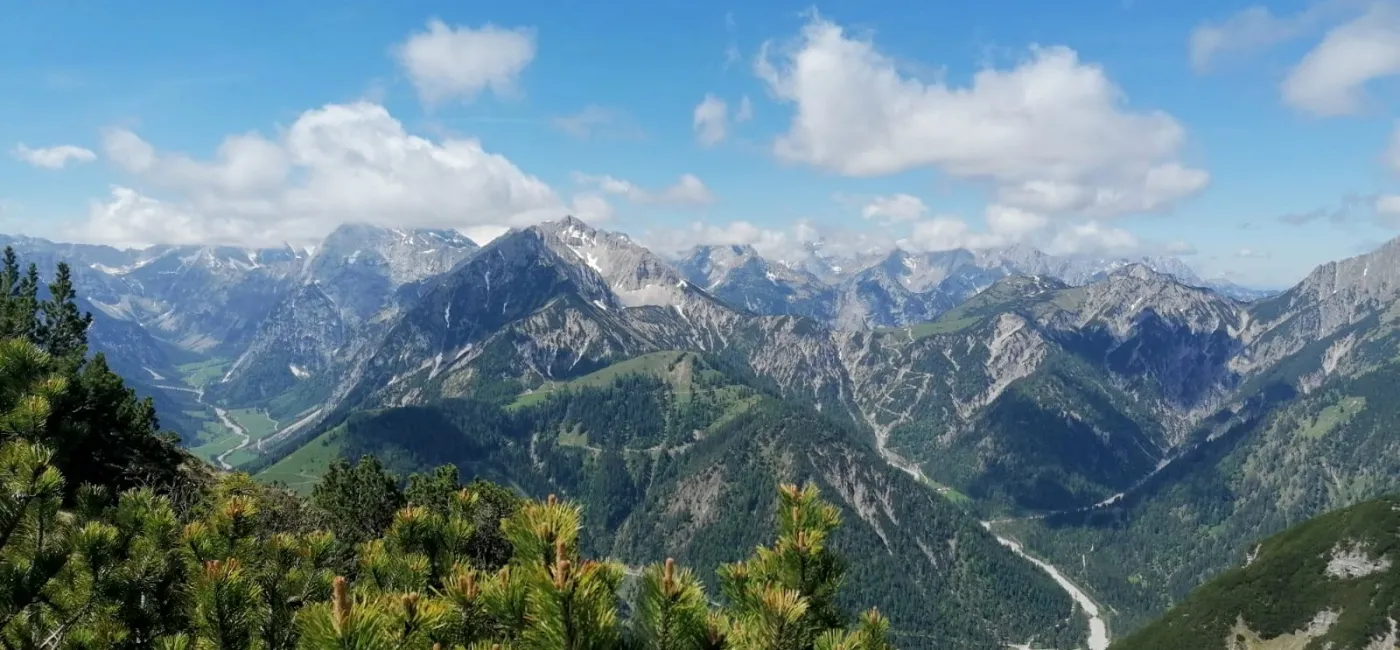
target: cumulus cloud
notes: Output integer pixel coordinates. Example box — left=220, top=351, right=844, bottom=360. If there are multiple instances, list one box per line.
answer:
left=649, top=220, right=792, bottom=256
left=860, top=194, right=928, bottom=222
left=644, top=218, right=897, bottom=265
left=897, top=206, right=1059, bottom=253
left=393, top=19, right=536, bottom=106
left=572, top=173, right=716, bottom=206
left=903, top=217, right=993, bottom=252
left=102, top=128, right=289, bottom=195
left=84, top=187, right=235, bottom=250
left=984, top=204, right=1050, bottom=239
left=76, top=101, right=576, bottom=247
left=1043, top=221, right=1139, bottom=256
left=894, top=201, right=1139, bottom=257
left=11, top=143, right=97, bottom=169
left=1281, top=3, right=1400, bottom=116
left=693, top=95, right=730, bottom=146
left=754, top=13, right=1208, bottom=219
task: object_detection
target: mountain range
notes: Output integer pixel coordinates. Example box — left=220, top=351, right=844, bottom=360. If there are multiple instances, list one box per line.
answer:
left=6, top=215, right=1400, bottom=648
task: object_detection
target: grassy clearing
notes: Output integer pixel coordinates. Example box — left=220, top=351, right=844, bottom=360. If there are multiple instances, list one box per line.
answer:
left=1297, top=396, right=1366, bottom=439
left=509, top=352, right=701, bottom=409
left=229, top=408, right=278, bottom=440
left=188, top=421, right=243, bottom=462
left=905, top=316, right=981, bottom=339
left=256, top=429, right=346, bottom=495
left=177, top=357, right=229, bottom=388
left=705, top=393, right=761, bottom=433
left=557, top=429, right=590, bottom=449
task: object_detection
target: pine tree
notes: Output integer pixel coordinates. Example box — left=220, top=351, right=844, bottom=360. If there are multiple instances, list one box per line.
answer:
left=0, top=441, right=73, bottom=644
left=633, top=558, right=710, bottom=650
left=37, top=261, right=92, bottom=361
left=313, top=456, right=406, bottom=547
left=718, top=483, right=850, bottom=650
left=0, top=248, right=37, bottom=342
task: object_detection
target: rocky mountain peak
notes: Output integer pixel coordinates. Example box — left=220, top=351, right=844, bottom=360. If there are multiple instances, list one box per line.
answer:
left=533, top=216, right=698, bottom=308
left=988, top=273, right=1071, bottom=296
left=307, top=223, right=478, bottom=288
left=1065, top=266, right=1244, bottom=336
left=1108, top=262, right=1169, bottom=283
left=1294, top=234, right=1400, bottom=308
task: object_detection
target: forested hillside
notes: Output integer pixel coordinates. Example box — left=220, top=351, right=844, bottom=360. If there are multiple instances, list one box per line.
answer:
left=1111, top=495, right=1400, bottom=649
left=255, top=351, right=1086, bottom=649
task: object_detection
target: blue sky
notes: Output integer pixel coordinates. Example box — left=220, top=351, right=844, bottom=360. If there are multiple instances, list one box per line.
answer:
left=2, top=0, right=1399, bottom=288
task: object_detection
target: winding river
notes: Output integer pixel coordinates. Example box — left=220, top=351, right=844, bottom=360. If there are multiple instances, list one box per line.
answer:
left=982, top=523, right=1110, bottom=650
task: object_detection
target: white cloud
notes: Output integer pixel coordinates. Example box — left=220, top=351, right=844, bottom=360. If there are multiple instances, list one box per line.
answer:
left=1165, top=240, right=1199, bottom=256
left=984, top=204, right=1050, bottom=239
left=84, top=187, right=231, bottom=249
left=393, top=19, right=536, bottom=106
left=693, top=94, right=729, bottom=146
left=736, top=95, right=754, bottom=122
left=903, top=217, right=987, bottom=252
left=552, top=105, right=622, bottom=139
left=1189, top=6, right=1317, bottom=72
left=755, top=13, right=1208, bottom=219
left=75, top=101, right=572, bottom=247
left=11, top=143, right=97, bottom=169
left=572, top=172, right=716, bottom=206
left=461, top=225, right=511, bottom=246
left=567, top=193, right=616, bottom=223
left=1376, top=195, right=1400, bottom=227
left=860, top=194, right=927, bottom=222
left=652, top=220, right=790, bottom=255
left=898, top=204, right=1053, bottom=253
left=1385, top=121, right=1400, bottom=174
left=102, top=128, right=289, bottom=195
left=1043, top=221, right=1139, bottom=256
left=1235, top=247, right=1272, bottom=258
left=1281, top=3, right=1400, bottom=116
left=644, top=218, right=896, bottom=264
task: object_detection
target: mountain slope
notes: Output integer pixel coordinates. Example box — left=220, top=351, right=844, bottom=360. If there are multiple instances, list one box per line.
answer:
left=261, top=351, right=1087, bottom=650
left=212, top=224, right=479, bottom=419
left=986, top=238, right=1400, bottom=633
left=837, top=266, right=1245, bottom=514
left=1112, top=495, right=1400, bottom=650
left=254, top=219, right=1252, bottom=522
left=676, top=244, right=836, bottom=320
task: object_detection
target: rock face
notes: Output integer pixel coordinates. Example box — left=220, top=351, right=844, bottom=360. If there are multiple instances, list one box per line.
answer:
left=675, top=244, right=836, bottom=320
left=215, top=225, right=479, bottom=418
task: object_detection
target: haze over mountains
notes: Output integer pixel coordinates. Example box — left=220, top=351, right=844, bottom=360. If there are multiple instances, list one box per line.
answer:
left=7, top=215, right=1400, bottom=648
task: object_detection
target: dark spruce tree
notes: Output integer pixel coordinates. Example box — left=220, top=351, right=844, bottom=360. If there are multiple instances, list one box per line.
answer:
left=0, top=247, right=187, bottom=501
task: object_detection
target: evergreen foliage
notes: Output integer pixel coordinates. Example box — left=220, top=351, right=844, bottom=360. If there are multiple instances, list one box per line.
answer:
left=0, top=247, right=188, bottom=501
left=0, top=426, right=896, bottom=649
